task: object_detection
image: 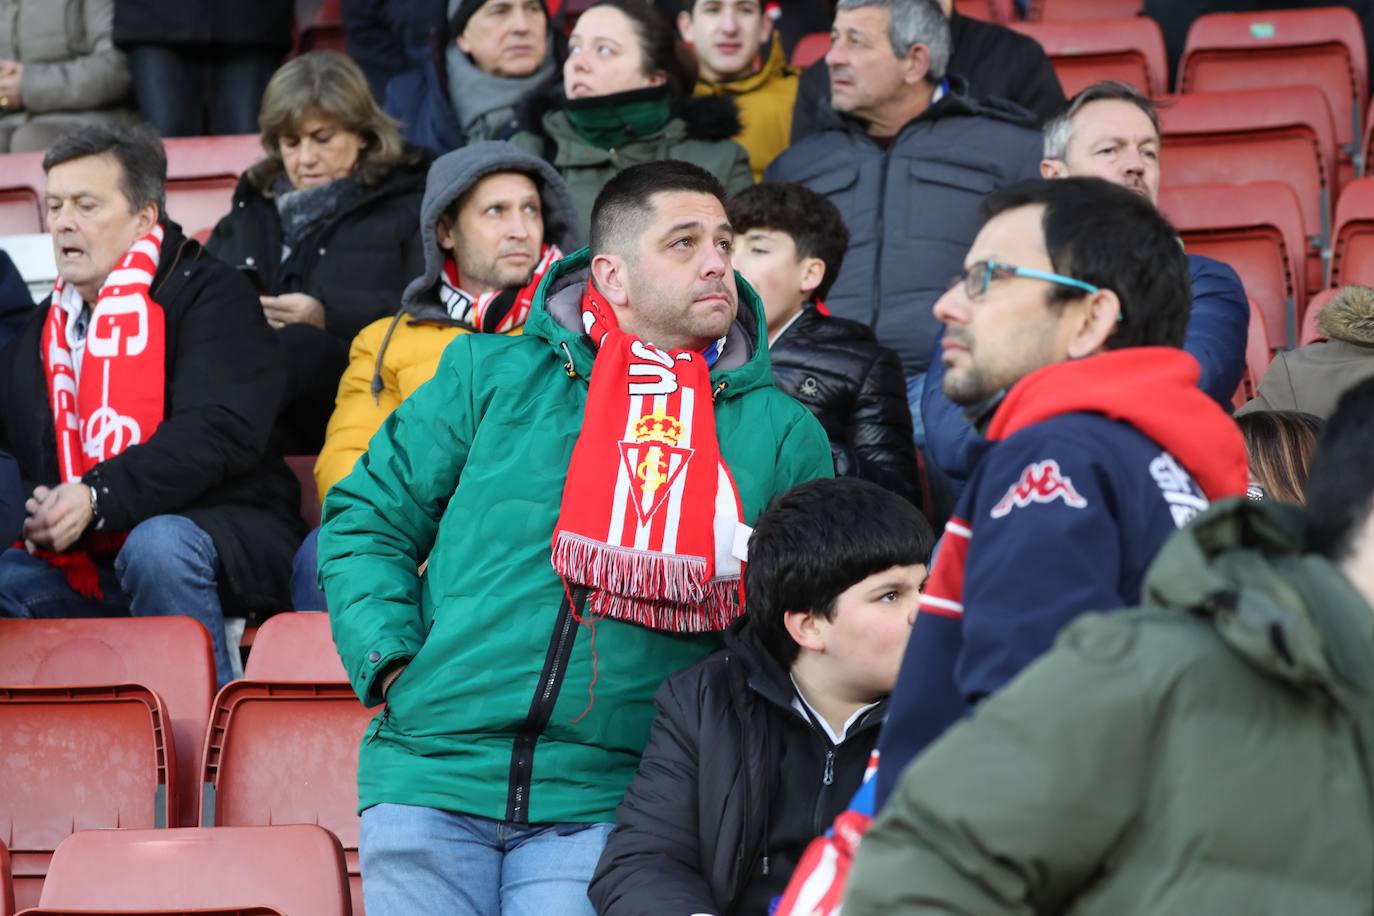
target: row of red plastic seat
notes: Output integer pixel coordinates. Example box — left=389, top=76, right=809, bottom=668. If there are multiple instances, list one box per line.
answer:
left=955, top=0, right=1144, bottom=23
left=0, top=614, right=368, bottom=915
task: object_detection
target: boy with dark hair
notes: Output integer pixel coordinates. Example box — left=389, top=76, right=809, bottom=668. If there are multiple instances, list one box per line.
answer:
left=588, top=476, right=933, bottom=916
left=729, top=183, right=922, bottom=508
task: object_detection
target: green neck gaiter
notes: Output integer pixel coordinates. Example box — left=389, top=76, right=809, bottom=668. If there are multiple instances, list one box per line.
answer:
left=564, top=85, right=673, bottom=149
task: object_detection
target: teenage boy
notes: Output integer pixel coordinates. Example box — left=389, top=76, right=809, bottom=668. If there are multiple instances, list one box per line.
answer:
left=729, top=182, right=921, bottom=508
left=588, top=476, right=933, bottom=916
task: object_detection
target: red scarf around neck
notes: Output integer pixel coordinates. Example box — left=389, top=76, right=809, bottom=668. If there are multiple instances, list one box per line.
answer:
left=438, top=244, right=560, bottom=333
left=551, top=281, right=744, bottom=632
left=31, top=224, right=167, bottom=597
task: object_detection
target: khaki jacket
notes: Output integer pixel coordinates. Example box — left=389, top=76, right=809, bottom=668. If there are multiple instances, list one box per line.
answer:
left=693, top=34, right=799, bottom=181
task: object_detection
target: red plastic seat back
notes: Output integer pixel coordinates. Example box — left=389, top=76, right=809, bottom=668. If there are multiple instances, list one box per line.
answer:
left=284, top=455, right=322, bottom=529
left=35, top=826, right=350, bottom=916
left=1010, top=17, right=1167, bottom=97
left=20, top=908, right=284, bottom=915
left=2, top=837, right=14, bottom=916
left=1179, top=7, right=1367, bottom=179
left=242, top=612, right=346, bottom=682
left=790, top=32, right=831, bottom=69
left=0, top=617, right=214, bottom=831
left=0, top=685, right=175, bottom=913
left=1233, top=298, right=1273, bottom=409
left=164, top=177, right=239, bottom=243
left=1331, top=177, right=1374, bottom=287
left=1028, top=0, right=1142, bottom=20
left=1300, top=287, right=1339, bottom=346
left=0, top=188, right=41, bottom=234
left=953, top=0, right=1012, bottom=22
left=1159, top=182, right=1306, bottom=348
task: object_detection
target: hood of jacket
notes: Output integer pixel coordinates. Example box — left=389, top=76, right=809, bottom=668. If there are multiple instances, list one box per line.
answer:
left=1318, top=285, right=1374, bottom=346
left=694, top=33, right=795, bottom=97
left=986, top=347, right=1250, bottom=503
left=523, top=246, right=774, bottom=397
left=1141, top=498, right=1374, bottom=698
left=399, top=140, right=585, bottom=320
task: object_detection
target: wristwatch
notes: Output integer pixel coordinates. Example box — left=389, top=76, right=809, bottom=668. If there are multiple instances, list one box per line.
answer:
left=88, top=483, right=103, bottom=531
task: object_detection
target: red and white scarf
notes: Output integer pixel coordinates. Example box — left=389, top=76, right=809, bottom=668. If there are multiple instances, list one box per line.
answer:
left=438, top=244, right=561, bottom=333
left=34, top=225, right=167, bottom=596
left=551, top=281, right=744, bottom=632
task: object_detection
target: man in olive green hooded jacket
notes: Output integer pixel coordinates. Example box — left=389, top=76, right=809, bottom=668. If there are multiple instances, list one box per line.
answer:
left=319, top=160, right=831, bottom=916
left=845, top=377, right=1374, bottom=916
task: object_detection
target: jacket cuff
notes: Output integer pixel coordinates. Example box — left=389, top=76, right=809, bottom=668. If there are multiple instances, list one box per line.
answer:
left=355, top=639, right=415, bottom=707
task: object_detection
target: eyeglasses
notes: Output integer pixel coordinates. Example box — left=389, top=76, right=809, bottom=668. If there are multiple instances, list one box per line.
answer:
left=957, top=260, right=1100, bottom=300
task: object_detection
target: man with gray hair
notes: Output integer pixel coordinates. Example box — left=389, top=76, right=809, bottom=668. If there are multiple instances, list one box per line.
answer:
left=765, top=0, right=1041, bottom=443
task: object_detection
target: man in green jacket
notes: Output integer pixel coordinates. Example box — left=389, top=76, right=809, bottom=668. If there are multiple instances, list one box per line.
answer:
left=844, top=377, right=1374, bottom=915
left=318, top=159, right=831, bottom=916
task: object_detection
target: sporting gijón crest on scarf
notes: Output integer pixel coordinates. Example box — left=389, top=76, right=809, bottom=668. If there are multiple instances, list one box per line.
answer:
left=551, top=281, right=744, bottom=633
left=30, top=224, right=167, bottom=597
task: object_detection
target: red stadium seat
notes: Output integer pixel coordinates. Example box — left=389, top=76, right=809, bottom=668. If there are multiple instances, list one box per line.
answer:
left=1159, top=182, right=1306, bottom=349
left=1300, top=287, right=1339, bottom=346
left=0, top=685, right=175, bottom=913
left=20, top=908, right=284, bottom=915
left=791, top=32, right=831, bottom=69
left=296, top=0, right=345, bottom=54
left=1028, top=0, right=1143, bottom=21
left=241, top=612, right=345, bottom=682
left=1233, top=298, right=1272, bottom=409
left=31, top=826, right=350, bottom=916
left=0, top=617, right=215, bottom=832
left=285, top=455, right=322, bottom=528
left=1009, top=17, right=1168, bottom=98
left=159, top=135, right=262, bottom=239
left=1158, top=86, right=1337, bottom=295
left=953, top=0, right=1013, bottom=23
left=1331, top=177, right=1374, bottom=287
left=1179, top=7, right=1367, bottom=183
left=0, top=188, right=42, bottom=234
left=164, top=177, right=240, bottom=243
left=2, top=838, right=14, bottom=916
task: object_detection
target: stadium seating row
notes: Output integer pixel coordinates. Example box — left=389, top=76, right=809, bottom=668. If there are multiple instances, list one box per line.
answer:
left=0, top=614, right=369, bottom=915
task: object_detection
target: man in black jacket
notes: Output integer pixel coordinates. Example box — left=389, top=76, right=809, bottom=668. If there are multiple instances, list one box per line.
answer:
left=790, top=0, right=1065, bottom=142
left=0, top=124, right=303, bottom=685
left=728, top=182, right=922, bottom=510
left=588, top=477, right=932, bottom=916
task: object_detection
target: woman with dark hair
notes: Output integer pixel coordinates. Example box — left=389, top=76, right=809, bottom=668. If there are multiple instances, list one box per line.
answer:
left=513, top=0, right=752, bottom=229
left=208, top=51, right=432, bottom=452
left=1236, top=410, right=1324, bottom=504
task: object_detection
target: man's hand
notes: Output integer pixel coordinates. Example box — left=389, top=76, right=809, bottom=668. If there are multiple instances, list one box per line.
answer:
left=380, top=662, right=408, bottom=701
left=23, top=482, right=94, bottom=553
left=0, top=60, right=24, bottom=111
left=261, top=293, right=326, bottom=330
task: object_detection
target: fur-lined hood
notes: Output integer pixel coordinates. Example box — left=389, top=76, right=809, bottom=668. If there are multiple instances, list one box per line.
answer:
left=1318, top=285, right=1374, bottom=345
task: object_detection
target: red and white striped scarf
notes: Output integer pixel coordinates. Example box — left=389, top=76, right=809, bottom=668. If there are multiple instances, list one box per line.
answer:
left=34, top=224, right=167, bottom=597
left=438, top=244, right=560, bottom=333
left=551, top=281, right=744, bottom=632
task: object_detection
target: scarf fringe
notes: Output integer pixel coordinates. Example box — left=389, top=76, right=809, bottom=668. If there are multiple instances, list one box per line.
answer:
left=553, top=531, right=707, bottom=604
left=586, top=576, right=742, bottom=633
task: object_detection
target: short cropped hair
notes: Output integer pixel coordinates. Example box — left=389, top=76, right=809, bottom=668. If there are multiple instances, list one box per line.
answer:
left=1305, top=377, right=1374, bottom=560
left=727, top=182, right=850, bottom=303
left=834, top=0, right=949, bottom=80
left=747, top=477, right=934, bottom=667
left=589, top=159, right=726, bottom=258
left=1042, top=80, right=1160, bottom=162
left=981, top=177, right=1191, bottom=350
left=43, top=123, right=167, bottom=217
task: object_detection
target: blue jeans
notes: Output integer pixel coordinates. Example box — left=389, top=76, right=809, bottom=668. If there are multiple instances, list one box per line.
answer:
left=360, top=804, right=612, bottom=916
left=905, top=371, right=928, bottom=449
left=290, top=527, right=327, bottom=610
left=127, top=44, right=281, bottom=137
left=0, top=515, right=234, bottom=685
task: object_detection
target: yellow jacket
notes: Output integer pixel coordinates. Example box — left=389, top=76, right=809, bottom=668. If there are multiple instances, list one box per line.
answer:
left=693, top=35, right=799, bottom=181
left=314, top=315, right=521, bottom=501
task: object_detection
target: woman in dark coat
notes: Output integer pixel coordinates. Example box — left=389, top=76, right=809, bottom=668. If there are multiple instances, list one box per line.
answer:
left=207, top=51, right=431, bottom=453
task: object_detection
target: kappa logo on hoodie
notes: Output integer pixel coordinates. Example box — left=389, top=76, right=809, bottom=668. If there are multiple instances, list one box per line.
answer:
left=990, top=460, right=1088, bottom=518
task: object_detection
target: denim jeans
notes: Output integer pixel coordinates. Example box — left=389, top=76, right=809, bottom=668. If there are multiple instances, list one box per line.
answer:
left=0, top=514, right=235, bottom=685
left=360, top=804, right=613, bottom=916
left=904, top=370, right=928, bottom=449
left=290, top=526, right=327, bottom=611
left=127, top=44, right=281, bottom=137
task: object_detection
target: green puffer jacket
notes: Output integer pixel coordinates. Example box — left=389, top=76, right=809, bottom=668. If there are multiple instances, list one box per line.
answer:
left=847, top=498, right=1374, bottom=916
left=319, top=248, right=832, bottom=825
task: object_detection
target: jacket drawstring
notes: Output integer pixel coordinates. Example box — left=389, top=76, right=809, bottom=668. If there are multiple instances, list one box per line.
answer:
left=561, top=341, right=577, bottom=378
left=371, top=308, right=408, bottom=403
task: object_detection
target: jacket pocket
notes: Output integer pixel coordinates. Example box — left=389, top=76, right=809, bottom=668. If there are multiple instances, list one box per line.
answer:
left=806, top=164, right=864, bottom=240
left=904, top=160, right=997, bottom=241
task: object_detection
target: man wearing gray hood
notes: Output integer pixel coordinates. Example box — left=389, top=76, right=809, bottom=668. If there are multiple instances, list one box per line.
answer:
left=290, top=140, right=583, bottom=609
left=385, top=0, right=560, bottom=154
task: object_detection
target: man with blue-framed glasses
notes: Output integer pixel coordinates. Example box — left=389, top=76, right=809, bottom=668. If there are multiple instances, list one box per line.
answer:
left=865, top=176, right=1251, bottom=809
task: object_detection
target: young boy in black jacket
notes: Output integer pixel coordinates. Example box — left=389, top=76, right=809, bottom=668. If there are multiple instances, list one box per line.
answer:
left=588, top=477, right=933, bottom=916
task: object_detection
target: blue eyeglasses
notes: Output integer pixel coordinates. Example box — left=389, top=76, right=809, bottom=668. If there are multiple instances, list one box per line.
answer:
left=957, top=260, right=1100, bottom=300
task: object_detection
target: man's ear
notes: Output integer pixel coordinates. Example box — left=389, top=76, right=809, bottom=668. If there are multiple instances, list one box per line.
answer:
left=136, top=201, right=158, bottom=236
left=1066, top=287, right=1123, bottom=359
left=759, top=13, right=774, bottom=44
left=798, top=255, right=825, bottom=299
left=902, top=42, right=932, bottom=86
left=590, top=252, right=632, bottom=307
left=436, top=213, right=457, bottom=253
left=783, top=608, right=826, bottom=654
left=677, top=10, right=694, bottom=42
left=1041, top=158, right=1070, bottom=180
left=456, top=30, right=473, bottom=56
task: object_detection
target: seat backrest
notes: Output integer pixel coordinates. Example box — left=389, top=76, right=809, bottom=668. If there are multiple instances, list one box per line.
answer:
left=165, top=177, right=239, bottom=243
left=0, top=189, right=41, bottom=234
left=953, top=0, right=1013, bottom=22
left=0, top=685, right=175, bottom=913
left=1331, top=177, right=1374, bottom=287
left=0, top=617, right=214, bottom=831
left=790, top=32, right=831, bottom=68
left=2, top=837, right=14, bottom=916
left=20, top=908, right=284, bottom=915
left=36, top=826, right=349, bottom=916
left=242, top=612, right=346, bottom=682
left=1159, top=181, right=1306, bottom=347
left=1028, top=0, right=1142, bottom=20
left=200, top=686, right=375, bottom=916
left=1233, top=298, right=1273, bottom=408
left=163, top=135, right=263, bottom=183
left=1300, top=287, right=1338, bottom=346
left=1010, top=17, right=1168, bottom=97
left=1179, top=7, right=1366, bottom=171
left=284, top=455, right=322, bottom=529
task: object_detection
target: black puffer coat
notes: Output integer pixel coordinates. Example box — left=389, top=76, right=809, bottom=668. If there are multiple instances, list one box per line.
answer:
left=771, top=305, right=920, bottom=508
left=0, top=221, right=304, bottom=617
left=206, top=151, right=431, bottom=344
left=588, top=618, right=883, bottom=916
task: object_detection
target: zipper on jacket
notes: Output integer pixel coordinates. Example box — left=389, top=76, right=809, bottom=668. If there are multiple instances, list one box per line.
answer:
left=868, top=149, right=891, bottom=331
left=822, top=748, right=835, bottom=786
left=505, top=585, right=587, bottom=823
left=366, top=706, right=391, bottom=745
